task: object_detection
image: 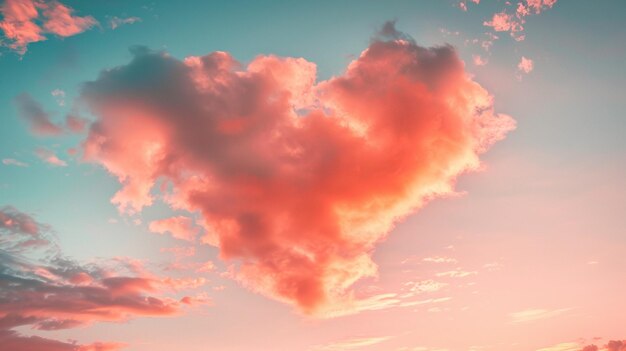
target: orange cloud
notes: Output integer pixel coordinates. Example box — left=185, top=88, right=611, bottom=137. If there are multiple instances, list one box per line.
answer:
left=79, top=23, right=514, bottom=316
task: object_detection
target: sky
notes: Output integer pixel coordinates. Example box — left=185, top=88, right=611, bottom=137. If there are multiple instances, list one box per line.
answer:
left=0, top=1, right=625, bottom=351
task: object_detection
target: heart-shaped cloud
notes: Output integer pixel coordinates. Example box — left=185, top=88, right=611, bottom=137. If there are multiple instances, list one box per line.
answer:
left=79, top=25, right=515, bottom=316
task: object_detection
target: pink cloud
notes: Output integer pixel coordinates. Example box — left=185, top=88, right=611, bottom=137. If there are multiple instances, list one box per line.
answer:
left=517, top=56, right=534, bottom=78
left=525, top=0, right=558, bottom=14
left=458, top=0, right=480, bottom=12
left=0, top=206, right=202, bottom=351
left=14, top=93, right=63, bottom=136
left=0, top=0, right=44, bottom=53
left=605, top=341, right=626, bottom=351
left=79, top=23, right=514, bottom=315
left=0, top=206, right=49, bottom=249
left=65, top=114, right=88, bottom=133
left=483, top=0, right=558, bottom=42
left=0, top=331, right=126, bottom=351
left=41, top=0, right=96, bottom=37
left=472, top=54, right=487, bottom=66
left=78, top=342, right=127, bottom=351
left=149, top=216, right=200, bottom=242
left=35, top=147, right=67, bottom=166
left=0, top=0, right=97, bottom=54
left=14, top=93, right=89, bottom=135
left=483, top=11, right=523, bottom=33
left=161, top=246, right=196, bottom=258
left=539, top=340, right=626, bottom=351
left=159, top=246, right=218, bottom=273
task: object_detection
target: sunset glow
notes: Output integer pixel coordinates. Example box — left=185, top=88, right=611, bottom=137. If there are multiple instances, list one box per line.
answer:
left=1, top=1, right=624, bottom=351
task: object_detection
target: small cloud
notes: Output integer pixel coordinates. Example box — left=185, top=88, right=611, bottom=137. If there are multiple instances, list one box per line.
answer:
left=149, top=216, right=200, bottom=242
left=423, top=256, right=458, bottom=264
left=35, top=147, right=67, bottom=167
left=510, top=307, right=572, bottom=323
left=321, top=294, right=451, bottom=318
left=404, top=279, right=447, bottom=293
left=161, top=246, right=196, bottom=258
left=109, top=16, right=142, bottom=29
left=51, top=89, right=65, bottom=106
left=2, top=158, right=28, bottom=167
left=516, top=56, right=534, bottom=80
left=15, top=93, right=62, bottom=136
left=484, top=12, right=522, bottom=35
left=397, top=347, right=449, bottom=351
left=458, top=0, right=480, bottom=12
left=439, top=28, right=460, bottom=37
left=65, top=114, right=88, bottom=133
left=375, top=20, right=413, bottom=42
left=534, top=339, right=626, bottom=351
left=196, top=260, right=216, bottom=273
left=313, top=336, right=393, bottom=351
left=518, top=56, right=534, bottom=73
left=482, top=262, right=503, bottom=271
left=436, top=269, right=477, bottom=278
left=535, top=342, right=582, bottom=351
left=472, top=54, right=488, bottom=66
left=482, top=0, right=557, bottom=42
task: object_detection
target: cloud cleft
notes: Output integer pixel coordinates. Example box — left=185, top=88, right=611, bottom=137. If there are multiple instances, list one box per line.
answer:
left=79, top=22, right=515, bottom=317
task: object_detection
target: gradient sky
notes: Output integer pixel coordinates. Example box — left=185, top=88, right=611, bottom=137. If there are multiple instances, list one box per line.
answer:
left=1, top=1, right=625, bottom=351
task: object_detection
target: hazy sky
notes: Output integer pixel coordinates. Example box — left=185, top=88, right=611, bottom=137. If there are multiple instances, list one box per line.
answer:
left=1, top=1, right=625, bottom=351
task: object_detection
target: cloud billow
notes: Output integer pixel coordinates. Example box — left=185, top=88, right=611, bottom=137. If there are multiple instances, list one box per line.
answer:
left=79, top=23, right=515, bottom=316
